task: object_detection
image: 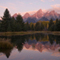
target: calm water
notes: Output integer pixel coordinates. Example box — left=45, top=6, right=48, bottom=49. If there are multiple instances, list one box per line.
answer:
left=0, top=33, right=60, bottom=60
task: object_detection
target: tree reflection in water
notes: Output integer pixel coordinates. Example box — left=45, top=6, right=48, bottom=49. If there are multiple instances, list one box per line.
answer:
left=0, top=33, right=60, bottom=58
left=0, top=49, right=12, bottom=58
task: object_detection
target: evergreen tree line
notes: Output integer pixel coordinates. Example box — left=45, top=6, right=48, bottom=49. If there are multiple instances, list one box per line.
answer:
left=48, top=18, right=60, bottom=31
left=0, top=9, right=60, bottom=32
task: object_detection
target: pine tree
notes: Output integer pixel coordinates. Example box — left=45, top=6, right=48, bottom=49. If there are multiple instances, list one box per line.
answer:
left=11, top=17, right=16, bottom=31
left=56, top=18, right=59, bottom=23
left=1, top=9, right=11, bottom=32
left=48, top=19, right=54, bottom=30
left=31, top=24, right=34, bottom=31
left=16, top=14, right=24, bottom=31
left=35, top=22, right=41, bottom=31
left=26, top=22, right=30, bottom=31
left=55, top=20, right=60, bottom=31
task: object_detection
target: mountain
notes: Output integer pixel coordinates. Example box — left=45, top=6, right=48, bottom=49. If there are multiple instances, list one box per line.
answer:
left=25, top=17, right=37, bottom=23
left=12, top=9, right=60, bottom=23
left=12, top=13, right=18, bottom=18
left=44, top=10, right=59, bottom=20
left=39, top=17, right=49, bottom=21
left=23, top=13, right=31, bottom=19
left=23, top=9, right=44, bottom=23
left=31, top=9, right=44, bottom=19
left=23, top=9, right=44, bottom=20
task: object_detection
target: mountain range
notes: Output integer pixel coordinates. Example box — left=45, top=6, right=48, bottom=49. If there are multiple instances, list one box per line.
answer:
left=13, top=9, right=60, bottom=23
left=23, top=40, right=60, bottom=52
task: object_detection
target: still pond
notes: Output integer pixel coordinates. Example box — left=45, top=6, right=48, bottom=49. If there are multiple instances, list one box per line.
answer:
left=0, top=33, right=60, bottom=60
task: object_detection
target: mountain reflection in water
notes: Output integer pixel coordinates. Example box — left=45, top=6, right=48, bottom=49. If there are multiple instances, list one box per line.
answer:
left=0, top=33, right=60, bottom=60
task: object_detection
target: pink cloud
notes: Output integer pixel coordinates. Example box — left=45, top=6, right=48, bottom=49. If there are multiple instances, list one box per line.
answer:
left=0, top=5, right=7, bottom=9
left=41, top=0, right=55, bottom=2
left=51, top=4, right=60, bottom=13
left=7, top=3, right=16, bottom=10
left=19, top=2, right=24, bottom=4
left=20, top=9, right=48, bottom=16
left=0, top=3, right=16, bottom=10
left=29, top=3, right=33, bottom=4
left=51, top=4, right=60, bottom=8
left=27, top=11, right=37, bottom=15
left=9, top=3, right=15, bottom=6
left=20, top=10, right=37, bottom=16
left=41, top=0, right=44, bottom=2
left=52, top=0, right=54, bottom=1
left=42, top=9, right=47, bottom=13
left=8, top=6, right=16, bottom=10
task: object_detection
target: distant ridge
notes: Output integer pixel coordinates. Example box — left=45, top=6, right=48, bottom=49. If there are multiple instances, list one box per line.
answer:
left=12, top=9, right=60, bottom=23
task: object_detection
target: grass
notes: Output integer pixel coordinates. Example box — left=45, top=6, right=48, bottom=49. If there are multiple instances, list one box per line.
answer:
left=0, top=31, right=43, bottom=36
left=0, top=31, right=60, bottom=36
left=0, top=41, right=13, bottom=49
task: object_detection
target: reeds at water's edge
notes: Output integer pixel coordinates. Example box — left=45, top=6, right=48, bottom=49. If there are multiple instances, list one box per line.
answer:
left=0, top=41, right=13, bottom=49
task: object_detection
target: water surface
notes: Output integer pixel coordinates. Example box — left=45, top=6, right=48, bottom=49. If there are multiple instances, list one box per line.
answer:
left=0, top=33, right=60, bottom=60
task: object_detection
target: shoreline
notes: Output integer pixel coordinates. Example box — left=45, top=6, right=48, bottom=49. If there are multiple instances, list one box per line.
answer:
left=0, top=31, right=60, bottom=36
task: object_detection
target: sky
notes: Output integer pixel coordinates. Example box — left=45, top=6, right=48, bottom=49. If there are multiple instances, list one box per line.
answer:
left=0, top=0, right=60, bottom=16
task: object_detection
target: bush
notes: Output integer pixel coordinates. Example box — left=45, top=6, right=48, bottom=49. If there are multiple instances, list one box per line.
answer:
left=0, top=41, right=13, bottom=49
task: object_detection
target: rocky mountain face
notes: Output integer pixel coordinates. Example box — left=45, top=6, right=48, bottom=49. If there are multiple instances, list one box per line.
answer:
left=43, top=10, right=59, bottom=20
left=25, top=17, right=37, bottom=23
left=12, top=13, right=18, bottom=18
left=13, top=9, right=60, bottom=23
left=23, top=13, right=31, bottom=22
left=31, top=9, right=44, bottom=19
left=39, top=17, right=49, bottom=21
left=23, top=13, right=31, bottom=19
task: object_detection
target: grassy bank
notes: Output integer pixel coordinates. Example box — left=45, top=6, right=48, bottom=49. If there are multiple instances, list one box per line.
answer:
left=0, top=31, right=60, bottom=36
left=0, top=41, right=13, bottom=49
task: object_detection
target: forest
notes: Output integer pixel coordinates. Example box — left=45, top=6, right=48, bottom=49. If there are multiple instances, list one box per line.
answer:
left=0, top=9, right=60, bottom=32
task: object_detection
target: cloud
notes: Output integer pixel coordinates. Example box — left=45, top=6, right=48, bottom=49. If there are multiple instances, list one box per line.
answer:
left=0, top=3, right=16, bottom=10
left=29, top=3, right=33, bottom=5
left=41, top=0, right=44, bottom=2
left=20, top=9, right=48, bottom=16
left=51, top=4, right=60, bottom=8
left=7, top=3, right=16, bottom=10
left=42, top=9, right=47, bottom=12
left=20, top=10, right=37, bottom=16
left=41, top=0, right=55, bottom=2
left=19, top=2, right=24, bottom=4
left=27, top=11, right=37, bottom=15
left=51, top=4, right=60, bottom=13
left=0, top=5, right=7, bottom=9
left=52, top=0, right=54, bottom=1
left=8, top=3, right=15, bottom=6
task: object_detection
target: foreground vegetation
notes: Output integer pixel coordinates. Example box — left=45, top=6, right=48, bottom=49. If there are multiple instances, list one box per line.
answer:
left=0, top=41, right=13, bottom=49
left=0, top=31, right=60, bottom=36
